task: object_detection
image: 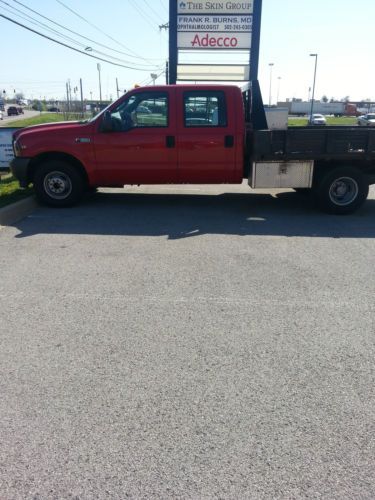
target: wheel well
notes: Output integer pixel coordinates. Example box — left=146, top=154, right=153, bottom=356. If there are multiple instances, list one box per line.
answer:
left=28, top=152, right=89, bottom=186
left=313, top=160, right=375, bottom=186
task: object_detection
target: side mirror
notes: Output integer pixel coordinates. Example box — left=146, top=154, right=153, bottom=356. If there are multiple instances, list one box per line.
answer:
left=102, top=111, right=113, bottom=132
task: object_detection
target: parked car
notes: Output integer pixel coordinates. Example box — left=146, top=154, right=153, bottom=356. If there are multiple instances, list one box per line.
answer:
left=7, top=106, right=19, bottom=116
left=309, top=114, right=327, bottom=126
left=136, top=105, right=152, bottom=114
left=47, top=107, right=61, bottom=112
left=0, top=110, right=3, bottom=120
left=357, top=113, right=375, bottom=127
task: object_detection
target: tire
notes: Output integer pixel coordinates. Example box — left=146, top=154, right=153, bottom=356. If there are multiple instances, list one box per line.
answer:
left=294, top=188, right=311, bottom=195
left=314, top=167, right=369, bottom=215
left=33, top=160, right=85, bottom=207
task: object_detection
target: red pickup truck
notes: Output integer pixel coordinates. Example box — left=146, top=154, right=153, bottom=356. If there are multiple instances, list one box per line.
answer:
left=10, top=84, right=375, bottom=214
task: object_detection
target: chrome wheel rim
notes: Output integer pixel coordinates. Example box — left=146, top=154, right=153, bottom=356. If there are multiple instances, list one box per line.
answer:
left=328, top=177, right=359, bottom=206
left=43, top=171, right=72, bottom=200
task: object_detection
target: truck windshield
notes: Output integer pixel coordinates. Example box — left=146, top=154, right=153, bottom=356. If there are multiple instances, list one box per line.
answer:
left=82, top=96, right=129, bottom=123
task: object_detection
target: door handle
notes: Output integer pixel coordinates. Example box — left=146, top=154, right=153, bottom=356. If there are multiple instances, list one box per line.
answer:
left=166, top=136, right=175, bottom=148
left=225, top=135, right=234, bottom=148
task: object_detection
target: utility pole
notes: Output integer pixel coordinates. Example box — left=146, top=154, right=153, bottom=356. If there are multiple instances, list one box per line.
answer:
left=68, top=79, right=72, bottom=104
left=268, top=63, right=274, bottom=106
left=80, top=78, right=84, bottom=115
left=66, top=81, right=70, bottom=112
left=165, top=61, right=169, bottom=85
left=309, top=53, right=318, bottom=121
left=97, top=63, right=102, bottom=103
left=116, top=78, right=120, bottom=99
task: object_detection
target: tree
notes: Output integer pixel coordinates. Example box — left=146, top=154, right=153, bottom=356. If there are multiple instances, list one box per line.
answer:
left=321, top=95, right=329, bottom=103
left=341, top=96, right=350, bottom=103
left=15, top=92, right=24, bottom=100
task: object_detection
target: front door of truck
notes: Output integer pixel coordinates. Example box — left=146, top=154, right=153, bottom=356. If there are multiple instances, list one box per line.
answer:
left=94, top=89, right=177, bottom=185
left=176, top=88, right=237, bottom=183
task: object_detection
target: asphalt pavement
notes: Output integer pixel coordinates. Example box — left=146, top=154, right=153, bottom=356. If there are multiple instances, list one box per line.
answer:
left=1, top=183, right=375, bottom=499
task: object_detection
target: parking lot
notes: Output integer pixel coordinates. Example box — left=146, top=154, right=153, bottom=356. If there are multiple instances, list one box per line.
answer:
left=1, top=183, right=375, bottom=498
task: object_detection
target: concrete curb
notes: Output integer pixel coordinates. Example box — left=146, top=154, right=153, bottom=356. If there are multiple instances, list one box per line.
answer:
left=0, top=196, right=38, bottom=226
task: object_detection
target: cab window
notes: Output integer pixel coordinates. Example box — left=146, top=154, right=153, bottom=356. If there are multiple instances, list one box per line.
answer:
left=183, top=91, right=227, bottom=127
left=110, top=92, right=168, bottom=130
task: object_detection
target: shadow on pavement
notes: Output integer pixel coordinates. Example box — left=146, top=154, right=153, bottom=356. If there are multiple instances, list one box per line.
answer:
left=11, top=190, right=375, bottom=239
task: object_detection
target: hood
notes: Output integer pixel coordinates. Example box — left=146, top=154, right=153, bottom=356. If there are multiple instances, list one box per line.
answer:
left=13, top=120, right=91, bottom=140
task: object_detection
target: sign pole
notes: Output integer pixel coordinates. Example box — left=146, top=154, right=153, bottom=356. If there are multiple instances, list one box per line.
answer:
left=250, top=0, right=262, bottom=80
left=169, top=0, right=177, bottom=84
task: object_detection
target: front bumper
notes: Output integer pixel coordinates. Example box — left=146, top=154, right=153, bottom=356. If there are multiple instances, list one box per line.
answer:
left=10, top=157, right=31, bottom=188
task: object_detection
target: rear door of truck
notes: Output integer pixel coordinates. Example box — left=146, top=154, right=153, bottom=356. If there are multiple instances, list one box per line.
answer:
left=175, top=87, right=239, bottom=183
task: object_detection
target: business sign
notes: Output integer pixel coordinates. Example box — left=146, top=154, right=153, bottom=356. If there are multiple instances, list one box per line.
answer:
left=0, top=128, right=17, bottom=170
left=178, top=32, right=251, bottom=49
left=177, top=1, right=254, bottom=14
left=178, top=15, right=252, bottom=32
left=169, top=0, right=262, bottom=83
left=177, top=6, right=253, bottom=51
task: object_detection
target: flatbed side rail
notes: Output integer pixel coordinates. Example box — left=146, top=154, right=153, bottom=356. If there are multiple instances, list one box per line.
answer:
left=252, top=127, right=375, bottom=162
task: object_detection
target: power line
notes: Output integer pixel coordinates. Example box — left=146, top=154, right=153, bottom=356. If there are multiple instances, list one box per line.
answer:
left=55, top=0, right=156, bottom=58
left=143, top=69, right=166, bottom=86
left=1, top=1, right=157, bottom=69
left=157, top=0, right=169, bottom=14
left=11, top=0, right=158, bottom=63
left=0, top=14, right=160, bottom=71
left=127, top=0, right=162, bottom=32
left=142, top=0, right=166, bottom=23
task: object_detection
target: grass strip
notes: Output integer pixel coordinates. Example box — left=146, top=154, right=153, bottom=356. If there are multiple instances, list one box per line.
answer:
left=0, top=174, right=33, bottom=208
left=288, top=116, right=358, bottom=127
left=2, top=112, right=91, bottom=128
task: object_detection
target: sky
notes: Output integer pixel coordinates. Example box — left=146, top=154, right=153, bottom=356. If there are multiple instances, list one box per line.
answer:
left=1, top=0, right=374, bottom=103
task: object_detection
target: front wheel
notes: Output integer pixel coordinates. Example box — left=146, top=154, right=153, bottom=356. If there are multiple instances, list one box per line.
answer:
left=314, top=167, right=369, bottom=214
left=34, top=160, right=85, bottom=207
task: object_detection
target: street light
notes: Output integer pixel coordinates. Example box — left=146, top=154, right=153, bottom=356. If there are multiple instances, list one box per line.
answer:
left=97, top=63, right=102, bottom=103
left=268, top=63, right=274, bottom=106
left=309, top=53, right=318, bottom=122
left=277, top=76, right=282, bottom=103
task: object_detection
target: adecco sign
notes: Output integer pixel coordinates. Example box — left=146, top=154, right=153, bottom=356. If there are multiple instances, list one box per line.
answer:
left=178, top=32, right=251, bottom=49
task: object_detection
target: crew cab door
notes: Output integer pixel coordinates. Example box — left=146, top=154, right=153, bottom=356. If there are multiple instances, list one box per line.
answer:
left=176, top=88, right=238, bottom=183
left=93, top=88, right=177, bottom=185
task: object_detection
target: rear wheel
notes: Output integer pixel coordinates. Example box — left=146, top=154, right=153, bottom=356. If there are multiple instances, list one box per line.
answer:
left=294, top=188, right=311, bottom=195
left=34, top=160, right=85, bottom=207
left=314, top=167, right=368, bottom=214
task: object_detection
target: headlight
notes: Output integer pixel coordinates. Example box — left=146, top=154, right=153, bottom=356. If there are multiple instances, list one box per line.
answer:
left=13, top=138, right=24, bottom=157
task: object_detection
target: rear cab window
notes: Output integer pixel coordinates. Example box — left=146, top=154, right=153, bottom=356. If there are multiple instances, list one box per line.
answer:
left=183, top=91, right=227, bottom=128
